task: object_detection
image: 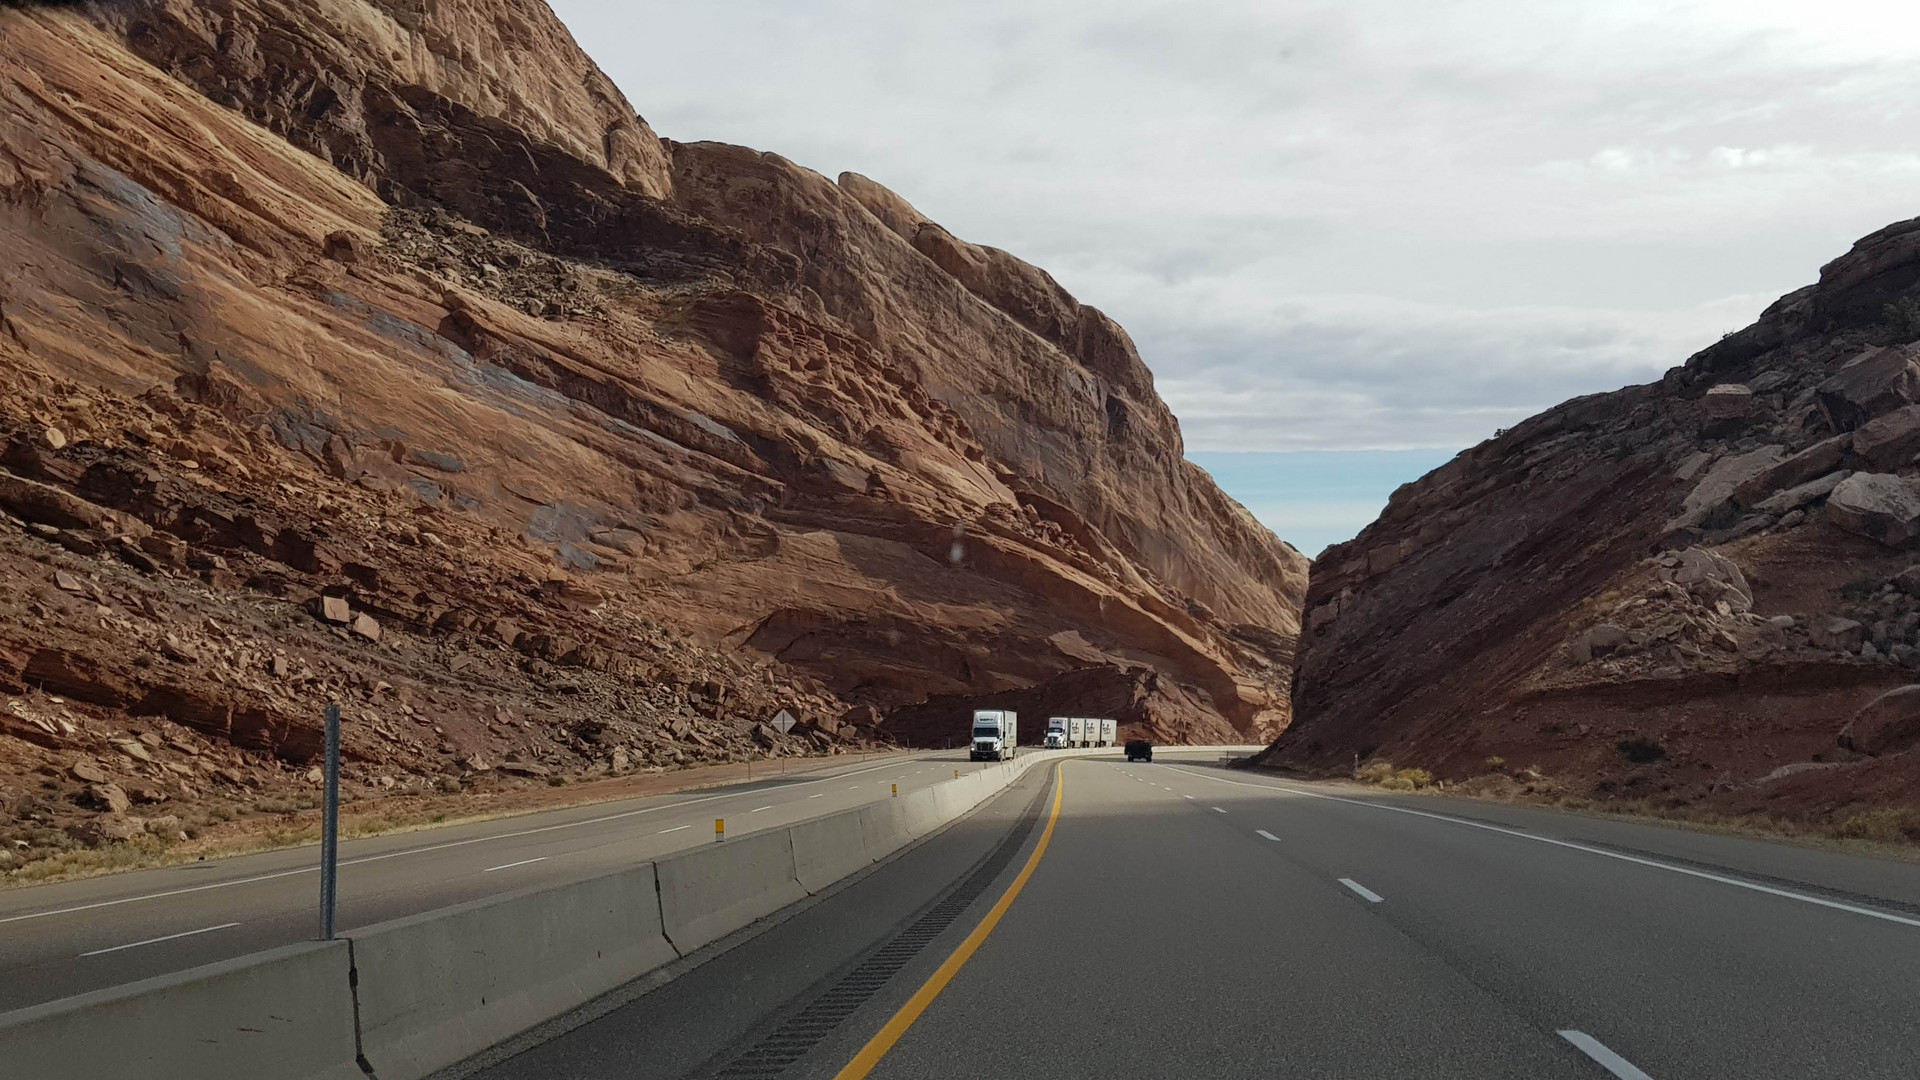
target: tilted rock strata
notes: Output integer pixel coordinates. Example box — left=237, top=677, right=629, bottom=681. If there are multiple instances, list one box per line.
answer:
left=0, top=2, right=1304, bottom=868
left=1267, top=216, right=1920, bottom=820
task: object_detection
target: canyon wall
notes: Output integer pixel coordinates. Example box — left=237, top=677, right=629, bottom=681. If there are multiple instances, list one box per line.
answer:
left=1267, top=217, right=1920, bottom=822
left=0, top=1, right=1305, bottom=868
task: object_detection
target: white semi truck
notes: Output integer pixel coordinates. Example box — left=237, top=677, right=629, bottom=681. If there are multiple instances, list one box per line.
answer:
left=1099, top=718, right=1117, bottom=746
left=1045, top=717, right=1070, bottom=749
left=1068, top=717, right=1088, bottom=747
left=971, top=709, right=1017, bottom=761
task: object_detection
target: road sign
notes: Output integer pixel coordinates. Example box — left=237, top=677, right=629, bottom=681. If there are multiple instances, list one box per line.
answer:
left=771, top=709, right=797, bottom=734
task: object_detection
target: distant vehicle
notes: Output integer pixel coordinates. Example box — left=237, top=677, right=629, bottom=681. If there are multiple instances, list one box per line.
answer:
left=1069, top=717, right=1088, bottom=747
left=1045, top=717, right=1069, bottom=749
left=971, top=709, right=1017, bottom=761
left=1098, top=718, right=1117, bottom=747
left=1125, top=739, right=1153, bottom=762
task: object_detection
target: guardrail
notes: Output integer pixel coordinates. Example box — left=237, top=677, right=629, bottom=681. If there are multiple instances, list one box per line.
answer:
left=0, top=747, right=1116, bottom=1080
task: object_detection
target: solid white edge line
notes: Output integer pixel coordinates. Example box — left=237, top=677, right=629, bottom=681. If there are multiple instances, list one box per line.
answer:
left=1339, top=877, right=1385, bottom=903
left=1558, top=1030, right=1656, bottom=1080
left=1170, top=765, right=1920, bottom=931
left=4, top=752, right=942, bottom=926
left=1256, top=829, right=1282, bottom=842
left=482, top=857, right=548, bottom=873
left=80, top=921, right=241, bottom=957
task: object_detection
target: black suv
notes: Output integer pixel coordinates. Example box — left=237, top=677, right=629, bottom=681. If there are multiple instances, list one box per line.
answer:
left=1124, top=739, right=1153, bottom=762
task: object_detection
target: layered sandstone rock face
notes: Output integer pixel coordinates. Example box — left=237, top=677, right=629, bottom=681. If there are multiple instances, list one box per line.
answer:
left=0, top=2, right=1303, bottom=866
left=1267, top=217, right=1920, bottom=822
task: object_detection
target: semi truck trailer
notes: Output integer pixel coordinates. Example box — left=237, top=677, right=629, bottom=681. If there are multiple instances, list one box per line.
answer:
left=971, top=709, right=1017, bottom=761
left=1045, top=717, right=1069, bottom=749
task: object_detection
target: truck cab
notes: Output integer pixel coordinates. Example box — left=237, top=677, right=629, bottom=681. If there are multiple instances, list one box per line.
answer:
left=1045, top=717, right=1069, bottom=749
left=971, top=709, right=1018, bottom=761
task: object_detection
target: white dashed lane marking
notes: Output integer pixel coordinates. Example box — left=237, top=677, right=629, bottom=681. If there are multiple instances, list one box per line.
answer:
left=1339, top=878, right=1384, bottom=904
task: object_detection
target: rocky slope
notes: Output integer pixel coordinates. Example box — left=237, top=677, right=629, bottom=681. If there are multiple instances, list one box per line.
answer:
left=0, top=1, right=1305, bottom=874
left=1264, top=217, right=1920, bottom=832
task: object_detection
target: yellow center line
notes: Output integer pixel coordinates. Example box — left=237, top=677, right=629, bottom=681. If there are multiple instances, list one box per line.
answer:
left=831, top=762, right=1066, bottom=1080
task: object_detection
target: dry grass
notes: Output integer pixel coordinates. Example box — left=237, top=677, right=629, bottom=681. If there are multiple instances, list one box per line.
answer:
left=1431, top=770, right=1920, bottom=863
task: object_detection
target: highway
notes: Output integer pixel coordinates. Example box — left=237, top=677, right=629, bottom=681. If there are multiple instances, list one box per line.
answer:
left=460, top=756, right=1920, bottom=1080
left=0, top=748, right=1021, bottom=1011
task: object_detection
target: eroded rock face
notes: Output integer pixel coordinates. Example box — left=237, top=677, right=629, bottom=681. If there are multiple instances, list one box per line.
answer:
left=1263, top=212, right=1920, bottom=814
left=0, top=0, right=1306, bottom=863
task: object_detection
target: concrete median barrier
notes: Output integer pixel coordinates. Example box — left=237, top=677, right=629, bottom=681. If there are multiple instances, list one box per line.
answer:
left=656, top=827, right=806, bottom=953
left=897, top=784, right=946, bottom=838
left=0, top=940, right=359, bottom=1080
left=857, top=796, right=914, bottom=859
left=790, top=807, right=875, bottom=893
left=350, top=863, right=677, bottom=1080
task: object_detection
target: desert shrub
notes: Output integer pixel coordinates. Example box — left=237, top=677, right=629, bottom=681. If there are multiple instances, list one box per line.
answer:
left=1354, top=761, right=1396, bottom=784
left=1393, top=768, right=1433, bottom=789
left=1839, top=808, right=1920, bottom=843
left=1617, top=738, right=1667, bottom=764
left=1484, top=756, right=1507, bottom=772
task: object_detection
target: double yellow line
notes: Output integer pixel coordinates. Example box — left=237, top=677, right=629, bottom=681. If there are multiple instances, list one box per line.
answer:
left=831, top=763, right=1066, bottom=1079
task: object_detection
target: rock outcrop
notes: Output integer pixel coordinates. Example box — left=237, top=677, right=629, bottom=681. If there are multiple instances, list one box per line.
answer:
left=1264, top=215, right=1920, bottom=820
left=0, top=2, right=1305, bottom=869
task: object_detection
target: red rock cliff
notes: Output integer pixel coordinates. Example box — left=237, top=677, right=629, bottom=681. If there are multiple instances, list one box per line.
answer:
left=1268, top=216, right=1920, bottom=824
left=0, top=0, right=1304, bottom=863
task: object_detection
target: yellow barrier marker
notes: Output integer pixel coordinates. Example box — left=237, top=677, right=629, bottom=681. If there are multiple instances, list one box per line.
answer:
left=891, top=783, right=898, bottom=798
left=715, top=818, right=725, bottom=842
left=953, top=769, right=959, bottom=779
left=832, top=764, right=1065, bottom=1080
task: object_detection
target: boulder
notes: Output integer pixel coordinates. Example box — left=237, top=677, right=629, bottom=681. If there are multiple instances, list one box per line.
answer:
left=1570, top=623, right=1630, bottom=664
left=315, top=596, right=351, bottom=623
left=87, top=782, right=131, bottom=814
left=1732, top=434, right=1853, bottom=506
left=1852, top=404, right=1920, bottom=469
left=1817, top=346, right=1920, bottom=431
left=1826, top=472, right=1920, bottom=546
left=1671, top=547, right=1752, bottom=613
left=351, top=613, right=382, bottom=641
left=1838, top=684, right=1920, bottom=755
left=1669, top=445, right=1787, bottom=529
left=1701, top=384, right=1755, bottom=431
left=69, top=758, right=108, bottom=783
left=1753, top=471, right=1850, bottom=514
left=1809, top=616, right=1865, bottom=651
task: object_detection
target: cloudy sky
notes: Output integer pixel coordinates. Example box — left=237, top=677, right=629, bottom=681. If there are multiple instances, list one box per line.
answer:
left=551, top=0, right=1920, bottom=553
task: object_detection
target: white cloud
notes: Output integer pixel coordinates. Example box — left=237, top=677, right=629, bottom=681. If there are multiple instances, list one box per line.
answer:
left=550, top=0, right=1920, bottom=455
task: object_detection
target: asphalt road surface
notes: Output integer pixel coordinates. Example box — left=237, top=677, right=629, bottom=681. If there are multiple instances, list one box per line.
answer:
left=0, top=748, right=1067, bottom=1011
left=460, top=757, right=1920, bottom=1080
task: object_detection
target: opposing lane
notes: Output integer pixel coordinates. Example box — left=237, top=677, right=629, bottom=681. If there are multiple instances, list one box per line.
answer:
left=0, top=749, right=980, bottom=1010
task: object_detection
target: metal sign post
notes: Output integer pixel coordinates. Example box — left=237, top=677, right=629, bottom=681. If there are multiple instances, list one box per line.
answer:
left=319, top=703, right=341, bottom=940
